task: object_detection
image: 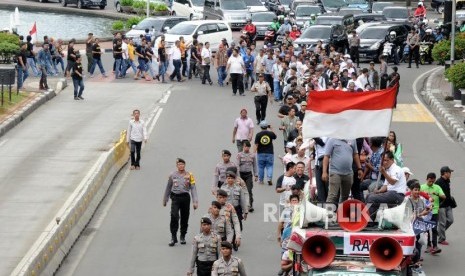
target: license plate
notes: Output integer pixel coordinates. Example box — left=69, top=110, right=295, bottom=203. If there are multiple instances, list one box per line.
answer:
left=359, top=53, right=366, bottom=57
left=258, top=31, right=266, bottom=35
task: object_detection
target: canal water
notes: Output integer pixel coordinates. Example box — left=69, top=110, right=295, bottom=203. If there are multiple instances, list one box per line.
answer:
left=0, top=9, right=113, bottom=40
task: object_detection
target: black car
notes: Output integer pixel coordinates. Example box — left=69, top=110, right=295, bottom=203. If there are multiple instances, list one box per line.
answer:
left=315, top=14, right=355, bottom=33
left=353, top=13, right=386, bottom=28
left=358, top=22, right=411, bottom=61
left=294, top=24, right=348, bottom=52
left=431, top=0, right=465, bottom=13
left=62, top=0, right=107, bottom=9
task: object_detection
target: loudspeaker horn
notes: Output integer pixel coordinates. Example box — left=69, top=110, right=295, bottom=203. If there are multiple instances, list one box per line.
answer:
left=299, top=198, right=332, bottom=229
left=302, top=235, right=336, bottom=269
left=369, top=237, right=403, bottom=271
left=379, top=199, right=411, bottom=232
left=337, top=199, right=368, bottom=232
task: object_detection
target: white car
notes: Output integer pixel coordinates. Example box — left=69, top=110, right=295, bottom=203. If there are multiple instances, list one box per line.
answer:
left=172, top=0, right=204, bottom=20
left=154, top=20, right=233, bottom=53
left=245, top=0, right=267, bottom=12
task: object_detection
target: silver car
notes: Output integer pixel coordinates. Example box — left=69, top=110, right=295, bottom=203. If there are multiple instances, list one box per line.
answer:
left=251, top=11, right=277, bottom=38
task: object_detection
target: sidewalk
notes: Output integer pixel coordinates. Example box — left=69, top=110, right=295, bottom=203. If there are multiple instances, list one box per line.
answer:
left=0, top=73, right=170, bottom=275
left=421, top=67, right=465, bottom=142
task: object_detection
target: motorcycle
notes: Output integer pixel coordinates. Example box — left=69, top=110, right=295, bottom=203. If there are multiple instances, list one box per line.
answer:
left=400, top=43, right=410, bottom=63
left=419, top=42, right=433, bottom=65
left=240, top=30, right=257, bottom=47
left=264, top=27, right=276, bottom=45
left=381, top=42, right=399, bottom=64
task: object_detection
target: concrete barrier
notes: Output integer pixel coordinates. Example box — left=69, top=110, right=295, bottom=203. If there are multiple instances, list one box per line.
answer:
left=11, top=130, right=130, bottom=276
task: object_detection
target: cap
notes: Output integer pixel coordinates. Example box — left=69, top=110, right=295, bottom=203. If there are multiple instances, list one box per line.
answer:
left=217, top=189, right=228, bottom=197
left=258, top=73, right=264, bottom=77
left=222, top=150, right=231, bottom=156
left=211, top=201, right=222, bottom=209
left=402, top=167, right=414, bottom=176
left=259, top=120, right=269, bottom=128
left=176, top=158, right=186, bottom=164
left=221, top=241, right=233, bottom=249
left=226, top=171, right=236, bottom=178
left=226, top=166, right=237, bottom=174
left=201, top=217, right=212, bottom=225
left=344, top=54, right=351, bottom=58
left=440, top=166, right=454, bottom=174
left=301, top=101, right=307, bottom=106
left=286, top=142, right=296, bottom=148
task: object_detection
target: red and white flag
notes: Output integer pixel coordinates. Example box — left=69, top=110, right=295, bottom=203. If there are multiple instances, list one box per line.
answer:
left=29, top=22, right=37, bottom=43
left=302, top=86, right=397, bottom=139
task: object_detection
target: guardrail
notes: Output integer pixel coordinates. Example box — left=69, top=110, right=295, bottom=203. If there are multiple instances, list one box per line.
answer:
left=11, top=130, right=129, bottom=276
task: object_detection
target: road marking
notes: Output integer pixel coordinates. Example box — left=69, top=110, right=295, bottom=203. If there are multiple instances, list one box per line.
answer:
left=0, top=139, right=8, bottom=147
left=412, top=67, right=454, bottom=142
left=148, top=108, right=163, bottom=137
left=159, top=90, right=171, bottom=104
left=392, top=104, right=435, bottom=122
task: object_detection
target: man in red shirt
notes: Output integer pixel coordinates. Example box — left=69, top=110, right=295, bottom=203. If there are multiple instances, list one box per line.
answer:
left=289, top=25, right=301, bottom=40
left=414, top=2, right=426, bottom=18
left=243, top=19, right=257, bottom=42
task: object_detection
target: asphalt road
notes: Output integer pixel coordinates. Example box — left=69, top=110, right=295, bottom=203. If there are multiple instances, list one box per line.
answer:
left=53, top=59, right=465, bottom=276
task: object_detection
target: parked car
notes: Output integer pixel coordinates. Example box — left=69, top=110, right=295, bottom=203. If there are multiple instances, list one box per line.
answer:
left=319, top=0, right=347, bottom=13
left=126, top=16, right=188, bottom=45
left=345, top=0, right=369, bottom=13
left=371, top=1, right=393, bottom=14
left=154, top=20, right=233, bottom=52
left=290, top=0, right=319, bottom=12
left=203, top=0, right=250, bottom=29
left=382, top=6, right=410, bottom=22
left=294, top=24, right=348, bottom=52
left=244, top=0, right=268, bottom=12
left=337, top=7, right=364, bottom=16
left=172, top=0, right=204, bottom=20
left=251, top=11, right=277, bottom=38
left=358, top=22, right=410, bottom=61
left=266, top=0, right=292, bottom=14
left=315, top=14, right=355, bottom=33
left=62, top=0, right=106, bottom=9
left=291, top=5, right=324, bottom=27
left=431, top=0, right=465, bottom=13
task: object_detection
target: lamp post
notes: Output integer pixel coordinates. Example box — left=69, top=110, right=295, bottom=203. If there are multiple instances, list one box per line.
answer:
left=448, top=0, right=462, bottom=106
left=146, top=0, right=150, bottom=18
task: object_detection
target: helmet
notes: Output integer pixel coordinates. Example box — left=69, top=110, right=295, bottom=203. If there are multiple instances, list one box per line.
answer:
left=418, top=2, right=423, bottom=6
left=292, top=25, right=297, bottom=28
left=247, top=18, right=251, bottom=22
left=426, top=28, right=432, bottom=34
left=310, top=13, right=315, bottom=18
left=389, top=31, right=396, bottom=38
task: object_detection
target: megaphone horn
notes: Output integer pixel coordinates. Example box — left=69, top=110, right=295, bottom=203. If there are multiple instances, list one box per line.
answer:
left=337, top=199, right=368, bottom=232
left=380, top=199, right=411, bottom=231
left=299, top=199, right=332, bottom=229
left=302, top=235, right=336, bottom=269
left=369, top=237, right=403, bottom=271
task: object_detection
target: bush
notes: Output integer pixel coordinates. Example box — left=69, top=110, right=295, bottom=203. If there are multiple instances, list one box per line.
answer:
left=0, top=41, right=20, bottom=63
left=445, top=62, right=465, bottom=89
left=121, top=0, right=134, bottom=6
left=149, top=2, right=156, bottom=10
left=0, top=33, right=20, bottom=45
left=132, top=0, right=146, bottom=9
left=154, top=3, right=168, bottom=11
left=432, top=34, right=465, bottom=64
left=125, top=16, right=142, bottom=29
left=112, top=21, right=125, bottom=30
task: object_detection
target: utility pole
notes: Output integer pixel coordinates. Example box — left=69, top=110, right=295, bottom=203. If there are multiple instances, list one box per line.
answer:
left=146, top=0, right=150, bottom=18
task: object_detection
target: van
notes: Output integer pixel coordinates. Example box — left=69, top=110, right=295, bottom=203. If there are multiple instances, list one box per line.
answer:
left=172, top=0, right=205, bottom=20
left=315, top=14, right=355, bottom=33
left=203, top=0, right=250, bottom=29
left=154, top=20, right=233, bottom=53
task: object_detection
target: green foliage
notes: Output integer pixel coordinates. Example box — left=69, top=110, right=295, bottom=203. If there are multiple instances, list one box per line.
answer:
left=0, top=41, right=20, bottom=63
left=125, top=16, right=142, bottom=29
left=432, top=34, right=465, bottom=64
left=132, top=0, right=146, bottom=9
left=154, top=2, right=168, bottom=11
left=0, top=33, right=20, bottom=45
left=112, top=20, right=125, bottom=30
left=121, top=0, right=134, bottom=6
left=149, top=2, right=156, bottom=10
left=445, top=62, right=465, bottom=89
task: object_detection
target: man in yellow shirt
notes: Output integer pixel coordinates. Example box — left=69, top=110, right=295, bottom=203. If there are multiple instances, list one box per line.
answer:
left=126, top=38, right=137, bottom=74
left=180, top=36, right=187, bottom=77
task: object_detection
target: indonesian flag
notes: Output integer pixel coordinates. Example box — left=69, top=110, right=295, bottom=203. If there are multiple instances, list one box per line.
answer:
left=302, top=86, right=397, bottom=139
left=29, top=22, right=37, bottom=43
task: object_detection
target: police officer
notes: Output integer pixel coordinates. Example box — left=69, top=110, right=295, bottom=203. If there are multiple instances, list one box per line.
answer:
left=208, top=201, right=234, bottom=243
left=211, top=241, right=247, bottom=276
left=212, top=150, right=237, bottom=195
left=236, top=140, right=257, bottom=212
left=187, top=217, right=221, bottom=276
left=163, top=158, right=198, bottom=246
left=217, top=189, right=242, bottom=251
left=349, top=30, right=360, bottom=68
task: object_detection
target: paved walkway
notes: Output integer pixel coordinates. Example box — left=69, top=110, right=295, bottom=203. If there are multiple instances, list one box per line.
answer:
left=0, top=56, right=170, bottom=275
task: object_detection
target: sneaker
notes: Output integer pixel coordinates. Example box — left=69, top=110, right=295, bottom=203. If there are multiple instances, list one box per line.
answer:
left=430, top=247, right=442, bottom=254
left=249, top=207, right=254, bottom=213
left=74, top=97, right=80, bottom=100
left=268, top=180, right=273, bottom=186
left=78, top=96, right=84, bottom=100
left=439, top=240, right=449, bottom=245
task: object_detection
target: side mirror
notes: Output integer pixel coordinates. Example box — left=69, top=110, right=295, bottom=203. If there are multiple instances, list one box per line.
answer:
left=197, top=30, right=204, bottom=35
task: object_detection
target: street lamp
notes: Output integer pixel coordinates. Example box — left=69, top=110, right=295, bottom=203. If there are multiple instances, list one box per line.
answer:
left=146, top=0, right=150, bottom=18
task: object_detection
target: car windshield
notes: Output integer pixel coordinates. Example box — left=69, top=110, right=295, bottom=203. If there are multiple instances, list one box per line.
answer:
left=221, top=0, right=248, bottom=9
left=321, top=0, right=348, bottom=8
left=301, top=27, right=331, bottom=39
left=252, top=13, right=276, bottom=22
left=359, top=27, right=389, bottom=39
left=338, top=8, right=363, bottom=15
left=167, top=23, right=197, bottom=35
left=296, top=6, right=321, bottom=16
left=135, top=19, right=164, bottom=30
left=346, top=0, right=367, bottom=4
left=192, top=0, right=204, bottom=6
left=383, top=8, right=408, bottom=18
left=372, top=2, right=392, bottom=12
left=280, top=0, right=292, bottom=5
left=315, top=17, right=341, bottom=25
left=244, top=0, right=263, bottom=5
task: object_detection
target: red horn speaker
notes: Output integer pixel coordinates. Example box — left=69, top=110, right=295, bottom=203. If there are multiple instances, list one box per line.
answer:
left=302, top=235, right=336, bottom=269
left=338, top=199, right=368, bottom=232
left=369, top=237, right=403, bottom=271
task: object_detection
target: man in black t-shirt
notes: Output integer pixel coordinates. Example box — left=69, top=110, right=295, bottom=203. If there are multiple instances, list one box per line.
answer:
left=89, top=38, right=107, bottom=78
left=65, top=39, right=77, bottom=77
left=254, top=121, right=277, bottom=186
left=113, top=39, right=123, bottom=79
left=85, top=33, right=94, bottom=73
left=278, top=94, right=299, bottom=118
left=16, top=42, right=29, bottom=90
left=72, top=55, right=85, bottom=100
left=25, top=35, right=39, bottom=77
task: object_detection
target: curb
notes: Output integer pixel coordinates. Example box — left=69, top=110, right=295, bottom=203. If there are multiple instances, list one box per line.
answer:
left=421, top=67, right=465, bottom=142
left=0, top=79, right=68, bottom=139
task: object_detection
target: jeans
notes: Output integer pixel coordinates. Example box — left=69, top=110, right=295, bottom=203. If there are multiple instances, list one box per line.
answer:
left=315, top=164, right=328, bottom=203
left=327, top=173, right=353, bottom=204
left=39, top=66, right=48, bottom=89
left=202, top=64, right=211, bottom=84
left=438, top=206, right=454, bottom=242
left=264, top=73, right=274, bottom=92
left=408, top=45, right=419, bottom=67
left=426, top=213, right=439, bottom=248
left=127, top=59, right=137, bottom=74
left=54, top=56, right=65, bottom=73
left=130, top=140, right=142, bottom=166
left=257, top=153, right=274, bottom=182
left=170, top=59, right=182, bottom=81
left=189, top=60, right=197, bottom=79
left=72, top=77, right=84, bottom=97
left=17, top=66, right=29, bottom=89
left=217, top=66, right=227, bottom=85
left=230, top=73, right=244, bottom=94
left=254, top=95, right=268, bottom=122
left=273, top=80, right=281, bottom=100
left=158, top=60, right=167, bottom=81
left=66, top=60, right=75, bottom=76
left=90, top=58, right=106, bottom=75
left=181, top=57, right=187, bottom=76
left=115, top=58, right=123, bottom=77
left=86, top=53, right=93, bottom=72
left=243, top=69, right=255, bottom=90
left=27, top=57, right=40, bottom=76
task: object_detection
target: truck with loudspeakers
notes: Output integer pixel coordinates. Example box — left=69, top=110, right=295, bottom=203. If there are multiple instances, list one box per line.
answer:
left=285, top=182, right=425, bottom=276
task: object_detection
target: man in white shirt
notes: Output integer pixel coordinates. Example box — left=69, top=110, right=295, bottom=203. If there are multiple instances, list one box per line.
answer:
left=366, top=151, right=407, bottom=220
left=226, top=48, right=245, bottom=96
left=201, top=41, right=212, bottom=85
left=127, top=109, right=147, bottom=170
left=121, top=37, right=129, bottom=78
left=356, top=68, right=369, bottom=90
left=169, top=40, right=183, bottom=82
left=275, top=162, right=297, bottom=213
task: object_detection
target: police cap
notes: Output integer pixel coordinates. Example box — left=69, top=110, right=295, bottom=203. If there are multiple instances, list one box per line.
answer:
left=221, top=241, right=233, bottom=249
left=201, top=217, right=212, bottom=225
left=222, top=150, right=232, bottom=156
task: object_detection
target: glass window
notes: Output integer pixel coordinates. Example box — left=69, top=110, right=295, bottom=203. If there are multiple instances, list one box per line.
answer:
left=252, top=12, right=276, bottom=22
left=221, top=0, right=247, bottom=10
left=167, top=22, right=197, bottom=35
left=192, top=0, right=204, bottom=6
left=295, top=6, right=322, bottom=17
left=301, top=26, right=332, bottom=39
left=207, top=24, right=218, bottom=33
left=197, top=24, right=209, bottom=33
left=135, top=19, right=164, bottom=30
left=217, top=23, right=229, bottom=31
left=359, top=27, right=390, bottom=39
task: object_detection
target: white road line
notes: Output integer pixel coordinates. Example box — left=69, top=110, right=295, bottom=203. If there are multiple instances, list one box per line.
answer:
left=148, top=108, right=163, bottom=137
left=145, top=106, right=160, bottom=127
left=0, top=139, right=8, bottom=147
left=159, top=90, right=171, bottom=104
left=412, top=67, right=454, bottom=142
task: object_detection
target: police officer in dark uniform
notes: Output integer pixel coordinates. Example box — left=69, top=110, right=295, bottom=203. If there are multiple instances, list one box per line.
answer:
left=163, top=158, right=199, bottom=246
